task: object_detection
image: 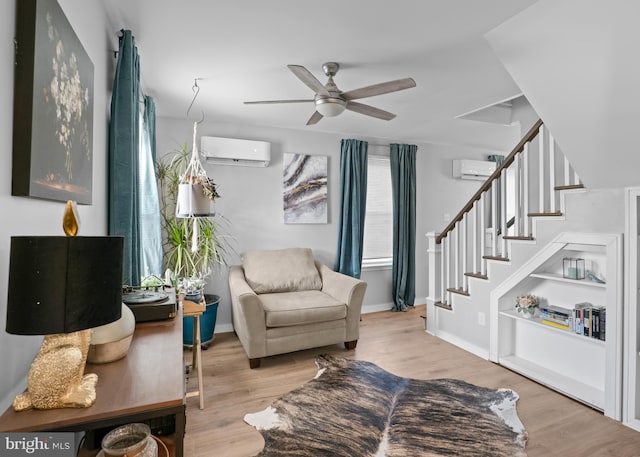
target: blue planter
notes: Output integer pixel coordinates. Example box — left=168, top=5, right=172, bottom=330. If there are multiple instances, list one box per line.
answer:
left=183, top=294, right=220, bottom=349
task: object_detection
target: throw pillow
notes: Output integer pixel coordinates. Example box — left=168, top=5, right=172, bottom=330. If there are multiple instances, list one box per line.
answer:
left=243, top=248, right=322, bottom=294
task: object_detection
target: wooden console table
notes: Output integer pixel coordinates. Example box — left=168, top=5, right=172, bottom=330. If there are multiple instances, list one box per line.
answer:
left=0, top=311, right=186, bottom=456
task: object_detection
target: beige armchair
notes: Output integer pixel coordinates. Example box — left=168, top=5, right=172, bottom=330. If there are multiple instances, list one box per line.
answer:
left=229, top=248, right=367, bottom=368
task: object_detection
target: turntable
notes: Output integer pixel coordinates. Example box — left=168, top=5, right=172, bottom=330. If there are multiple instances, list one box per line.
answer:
left=123, top=286, right=177, bottom=322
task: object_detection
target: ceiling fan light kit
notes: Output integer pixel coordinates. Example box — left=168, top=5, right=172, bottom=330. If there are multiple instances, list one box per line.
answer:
left=245, top=61, right=416, bottom=125
left=315, top=96, right=346, bottom=117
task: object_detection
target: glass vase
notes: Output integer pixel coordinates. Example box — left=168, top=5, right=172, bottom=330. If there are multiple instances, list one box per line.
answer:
left=101, top=423, right=157, bottom=457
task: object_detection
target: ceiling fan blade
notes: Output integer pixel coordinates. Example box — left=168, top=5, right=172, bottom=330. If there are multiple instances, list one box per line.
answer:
left=244, top=99, right=314, bottom=105
left=342, top=77, right=416, bottom=101
left=288, top=65, right=330, bottom=96
left=346, top=101, right=396, bottom=121
left=306, top=111, right=323, bottom=125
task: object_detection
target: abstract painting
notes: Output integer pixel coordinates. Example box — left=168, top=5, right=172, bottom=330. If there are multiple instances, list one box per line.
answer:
left=12, top=0, right=94, bottom=204
left=283, top=153, right=327, bottom=224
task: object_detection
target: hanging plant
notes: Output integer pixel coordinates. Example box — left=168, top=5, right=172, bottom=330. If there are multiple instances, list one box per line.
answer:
left=174, top=122, right=219, bottom=217
left=156, top=138, right=231, bottom=290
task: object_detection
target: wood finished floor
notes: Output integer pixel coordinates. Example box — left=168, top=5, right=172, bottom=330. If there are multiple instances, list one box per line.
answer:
left=183, top=307, right=640, bottom=457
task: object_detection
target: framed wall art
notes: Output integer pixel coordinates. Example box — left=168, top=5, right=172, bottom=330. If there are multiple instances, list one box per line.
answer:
left=283, top=153, right=328, bottom=224
left=12, top=0, right=94, bottom=204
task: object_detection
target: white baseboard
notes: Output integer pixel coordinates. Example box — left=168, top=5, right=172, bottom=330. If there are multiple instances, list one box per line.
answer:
left=362, top=302, right=393, bottom=314
left=362, top=301, right=426, bottom=314
left=434, top=330, right=490, bottom=360
left=214, top=323, right=234, bottom=334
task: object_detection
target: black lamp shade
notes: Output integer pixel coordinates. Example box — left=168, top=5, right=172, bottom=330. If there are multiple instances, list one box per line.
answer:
left=6, top=236, right=125, bottom=335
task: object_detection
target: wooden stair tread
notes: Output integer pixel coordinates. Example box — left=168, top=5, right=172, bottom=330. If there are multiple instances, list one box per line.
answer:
left=482, top=255, right=509, bottom=262
left=527, top=211, right=562, bottom=217
left=464, top=272, right=488, bottom=280
left=554, top=184, right=584, bottom=191
left=446, top=287, right=470, bottom=296
left=502, top=235, right=534, bottom=241
left=434, top=301, right=452, bottom=311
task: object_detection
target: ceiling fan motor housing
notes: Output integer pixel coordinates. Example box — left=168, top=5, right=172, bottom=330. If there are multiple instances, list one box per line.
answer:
left=322, top=62, right=340, bottom=77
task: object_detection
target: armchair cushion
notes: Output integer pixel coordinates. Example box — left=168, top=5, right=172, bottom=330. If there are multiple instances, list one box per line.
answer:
left=260, top=291, right=347, bottom=327
left=243, top=247, right=322, bottom=294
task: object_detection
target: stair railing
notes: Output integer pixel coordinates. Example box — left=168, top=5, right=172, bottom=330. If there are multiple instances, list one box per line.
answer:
left=428, top=119, right=583, bottom=310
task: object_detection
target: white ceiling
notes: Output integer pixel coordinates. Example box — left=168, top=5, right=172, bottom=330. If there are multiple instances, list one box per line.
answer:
left=102, top=0, right=538, bottom=151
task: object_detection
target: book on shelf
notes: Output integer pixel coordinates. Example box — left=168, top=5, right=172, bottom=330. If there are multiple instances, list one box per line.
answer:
left=592, top=308, right=600, bottom=339
left=598, top=308, right=606, bottom=341
left=584, top=308, right=591, bottom=337
left=536, top=302, right=606, bottom=339
left=541, top=319, right=570, bottom=330
left=539, top=305, right=570, bottom=328
left=540, top=304, right=571, bottom=317
left=571, top=302, right=606, bottom=341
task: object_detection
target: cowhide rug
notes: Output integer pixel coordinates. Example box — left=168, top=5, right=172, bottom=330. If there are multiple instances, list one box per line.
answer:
left=245, top=355, right=527, bottom=457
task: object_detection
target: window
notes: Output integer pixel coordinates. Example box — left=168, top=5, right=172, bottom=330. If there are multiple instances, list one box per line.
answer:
left=363, top=155, right=393, bottom=268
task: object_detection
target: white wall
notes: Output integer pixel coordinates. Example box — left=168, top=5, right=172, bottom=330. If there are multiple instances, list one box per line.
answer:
left=0, top=1, right=115, bottom=411
left=156, top=117, right=494, bottom=331
left=486, top=0, right=640, bottom=190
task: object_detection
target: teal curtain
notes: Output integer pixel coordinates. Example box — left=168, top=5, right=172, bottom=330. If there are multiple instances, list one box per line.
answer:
left=109, top=30, right=161, bottom=285
left=335, top=139, right=368, bottom=278
left=390, top=143, right=417, bottom=311
left=487, top=154, right=505, bottom=166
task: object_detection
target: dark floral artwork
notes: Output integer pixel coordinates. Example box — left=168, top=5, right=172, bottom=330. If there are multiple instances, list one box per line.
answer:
left=12, top=0, right=94, bottom=204
left=283, top=153, right=327, bottom=224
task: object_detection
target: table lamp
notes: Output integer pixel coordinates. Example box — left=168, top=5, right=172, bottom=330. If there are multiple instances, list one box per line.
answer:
left=5, top=235, right=124, bottom=411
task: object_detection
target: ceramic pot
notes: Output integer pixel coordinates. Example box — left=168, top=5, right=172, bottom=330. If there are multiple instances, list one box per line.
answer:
left=183, top=294, right=220, bottom=348
left=176, top=183, right=211, bottom=217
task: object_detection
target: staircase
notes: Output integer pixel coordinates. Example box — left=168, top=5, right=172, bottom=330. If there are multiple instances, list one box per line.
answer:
left=426, top=119, right=587, bottom=352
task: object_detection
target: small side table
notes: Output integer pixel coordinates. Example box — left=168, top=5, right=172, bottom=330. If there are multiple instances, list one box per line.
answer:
left=183, top=299, right=206, bottom=410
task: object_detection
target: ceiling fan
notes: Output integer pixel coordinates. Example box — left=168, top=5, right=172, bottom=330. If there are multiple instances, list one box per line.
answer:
left=244, top=62, right=416, bottom=125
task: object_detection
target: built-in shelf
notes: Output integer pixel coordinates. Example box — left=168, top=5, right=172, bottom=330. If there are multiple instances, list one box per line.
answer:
left=529, top=272, right=606, bottom=288
left=490, top=232, right=622, bottom=421
left=500, top=309, right=605, bottom=346
left=499, top=355, right=603, bottom=410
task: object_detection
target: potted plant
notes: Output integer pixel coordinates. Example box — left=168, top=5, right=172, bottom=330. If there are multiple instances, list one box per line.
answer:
left=156, top=139, right=229, bottom=348
left=515, top=294, right=539, bottom=318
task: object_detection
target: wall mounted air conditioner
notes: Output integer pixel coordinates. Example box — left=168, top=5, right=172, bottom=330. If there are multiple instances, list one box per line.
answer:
left=201, top=136, right=271, bottom=167
left=452, top=159, right=497, bottom=181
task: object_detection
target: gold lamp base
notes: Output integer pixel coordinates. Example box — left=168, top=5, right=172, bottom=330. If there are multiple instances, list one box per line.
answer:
left=13, top=329, right=98, bottom=411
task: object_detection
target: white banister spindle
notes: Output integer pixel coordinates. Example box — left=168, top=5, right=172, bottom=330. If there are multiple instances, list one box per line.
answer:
left=462, top=215, right=468, bottom=290
left=440, top=236, right=446, bottom=304
left=453, top=225, right=459, bottom=290
left=445, top=235, right=451, bottom=298
left=480, top=193, right=487, bottom=275
left=549, top=133, right=556, bottom=212
left=523, top=143, right=530, bottom=236
left=492, top=181, right=498, bottom=257
left=446, top=235, right=452, bottom=304
left=564, top=156, right=571, bottom=187
left=514, top=153, right=521, bottom=236
left=539, top=126, right=545, bottom=213
left=500, top=168, right=507, bottom=256
left=472, top=201, right=478, bottom=274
